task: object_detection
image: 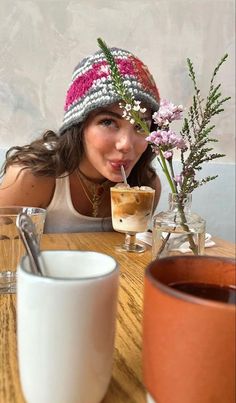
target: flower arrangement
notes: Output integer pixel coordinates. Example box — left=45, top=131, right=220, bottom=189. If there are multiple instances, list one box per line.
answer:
left=97, top=38, right=230, bottom=255
left=97, top=38, right=230, bottom=194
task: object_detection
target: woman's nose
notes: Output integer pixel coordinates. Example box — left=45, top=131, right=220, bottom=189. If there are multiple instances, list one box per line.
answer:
left=115, top=131, right=133, bottom=153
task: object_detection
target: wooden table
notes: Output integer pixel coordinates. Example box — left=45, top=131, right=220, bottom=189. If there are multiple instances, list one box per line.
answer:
left=0, top=232, right=235, bottom=403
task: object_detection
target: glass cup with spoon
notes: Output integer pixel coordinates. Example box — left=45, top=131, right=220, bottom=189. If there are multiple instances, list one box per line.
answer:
left=0, top=206, right=46, bottom=294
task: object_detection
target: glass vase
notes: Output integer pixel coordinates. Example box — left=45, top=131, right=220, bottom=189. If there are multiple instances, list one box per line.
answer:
left=152, top=193, right=206, bottom=260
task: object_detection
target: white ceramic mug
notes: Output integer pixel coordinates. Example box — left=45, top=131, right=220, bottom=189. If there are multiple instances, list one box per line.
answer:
left=17, top=250, right=119, bottom=403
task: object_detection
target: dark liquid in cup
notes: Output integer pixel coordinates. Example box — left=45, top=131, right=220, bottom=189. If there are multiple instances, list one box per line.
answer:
left=169, top=282, right=236, bottom=304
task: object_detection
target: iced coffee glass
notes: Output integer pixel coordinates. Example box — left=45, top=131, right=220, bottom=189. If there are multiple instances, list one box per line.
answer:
left=110, top=185, right=155, bottom=253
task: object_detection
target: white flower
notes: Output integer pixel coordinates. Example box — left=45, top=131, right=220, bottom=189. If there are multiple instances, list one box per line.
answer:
left=133, top=100, right=141, bottom=111
left=125, top=104, right=132, bottom=111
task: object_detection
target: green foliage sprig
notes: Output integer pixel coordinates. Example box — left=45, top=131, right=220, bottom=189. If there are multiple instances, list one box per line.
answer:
left=97, top=38, right=150, bottom=134
left=180, top=54, right=231, bottom=194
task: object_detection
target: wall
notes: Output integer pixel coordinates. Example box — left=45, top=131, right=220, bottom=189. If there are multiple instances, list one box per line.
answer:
left=0, top=0, right=235, bottom=241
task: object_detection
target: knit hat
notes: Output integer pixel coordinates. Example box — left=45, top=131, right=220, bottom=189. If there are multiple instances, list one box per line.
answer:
left=59, top=47, right=160, bottom=135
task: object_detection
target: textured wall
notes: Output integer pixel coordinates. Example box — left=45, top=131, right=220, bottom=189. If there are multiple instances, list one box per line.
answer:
left=0, top=0, right=235, bottom=240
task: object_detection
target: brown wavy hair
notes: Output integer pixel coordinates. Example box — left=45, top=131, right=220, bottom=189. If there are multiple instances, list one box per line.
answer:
left=0, top=122, right=157, bottom=187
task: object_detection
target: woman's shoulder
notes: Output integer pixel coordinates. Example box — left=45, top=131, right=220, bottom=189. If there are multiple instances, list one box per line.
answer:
left=0, top=165, right=56, bottom=208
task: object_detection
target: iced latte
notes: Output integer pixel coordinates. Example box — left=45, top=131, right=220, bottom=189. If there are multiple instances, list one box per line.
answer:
left=110, top=185, right=155, bottom=234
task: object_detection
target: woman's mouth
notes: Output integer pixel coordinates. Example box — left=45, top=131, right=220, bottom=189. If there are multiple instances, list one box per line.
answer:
left=109, top=160, right=131, bottom=171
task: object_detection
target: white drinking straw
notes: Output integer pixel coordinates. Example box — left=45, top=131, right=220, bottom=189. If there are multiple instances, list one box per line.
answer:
left=121, top=165, right=128, bottom=185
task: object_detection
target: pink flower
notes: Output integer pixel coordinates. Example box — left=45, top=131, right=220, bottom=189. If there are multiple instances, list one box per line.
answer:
left=152, top=99, right=183, bottom=127
left=146, top=129, right=187, bottom=151
left=163, top=151, right=173, bottom=159
left=174, top=174, right=183, bottom=185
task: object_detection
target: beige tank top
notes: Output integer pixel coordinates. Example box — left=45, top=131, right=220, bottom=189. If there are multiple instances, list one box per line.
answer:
left=44, top=175, right=113, bottom=233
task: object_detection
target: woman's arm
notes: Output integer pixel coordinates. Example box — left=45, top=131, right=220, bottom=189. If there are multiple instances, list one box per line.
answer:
left=0, top=165, right=55, bottom=208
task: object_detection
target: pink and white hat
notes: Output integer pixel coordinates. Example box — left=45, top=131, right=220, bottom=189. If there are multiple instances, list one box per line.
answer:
left=59, top=47, right=160, bottom=135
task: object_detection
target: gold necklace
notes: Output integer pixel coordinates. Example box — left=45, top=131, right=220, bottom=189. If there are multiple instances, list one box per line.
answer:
left=75, top=169, right=112, bottom=217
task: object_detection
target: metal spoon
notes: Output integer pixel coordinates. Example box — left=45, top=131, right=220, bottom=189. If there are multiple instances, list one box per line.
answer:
left=16, top=212, right=44, bottom=276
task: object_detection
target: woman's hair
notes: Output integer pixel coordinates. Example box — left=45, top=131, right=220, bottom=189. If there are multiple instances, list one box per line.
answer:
left=0, top=122, right=157, bottom=187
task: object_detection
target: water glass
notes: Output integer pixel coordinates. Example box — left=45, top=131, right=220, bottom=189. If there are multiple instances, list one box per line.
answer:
left=0, top=206, right=46, bottom=294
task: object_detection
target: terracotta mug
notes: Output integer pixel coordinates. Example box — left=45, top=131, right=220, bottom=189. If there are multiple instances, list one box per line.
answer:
left=143, top=256, right=236, bottom=403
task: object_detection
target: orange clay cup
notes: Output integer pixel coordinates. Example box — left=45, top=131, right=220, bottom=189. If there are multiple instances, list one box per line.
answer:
left=143, top=256, right=236, bottom=403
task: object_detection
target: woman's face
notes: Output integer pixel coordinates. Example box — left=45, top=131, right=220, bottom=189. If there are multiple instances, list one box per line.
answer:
left=80, top=103, right=151, bottom=182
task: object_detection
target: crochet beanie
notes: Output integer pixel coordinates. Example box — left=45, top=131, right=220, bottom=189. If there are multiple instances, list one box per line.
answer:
left=59, top=47, right=160, bottom=135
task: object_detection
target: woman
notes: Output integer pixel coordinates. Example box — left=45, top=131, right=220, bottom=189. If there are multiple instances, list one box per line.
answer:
left=0, top=47, right=161, bottom=233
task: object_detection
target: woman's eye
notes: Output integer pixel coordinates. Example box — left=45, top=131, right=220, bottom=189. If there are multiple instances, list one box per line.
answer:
left=134, top=123, right=145, bottom=133
left=100, top=119, right=116, bottom=127
left=134, top=119, right=152, bottom=134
